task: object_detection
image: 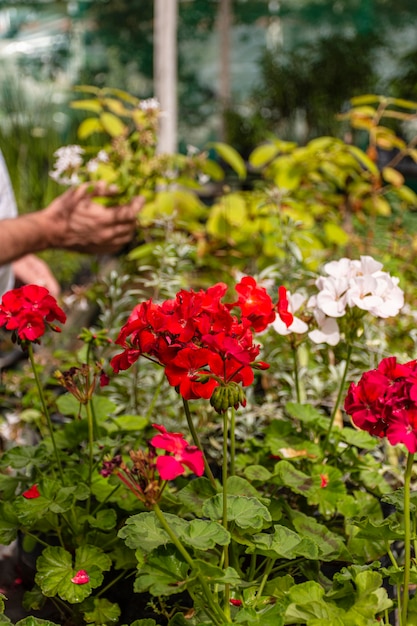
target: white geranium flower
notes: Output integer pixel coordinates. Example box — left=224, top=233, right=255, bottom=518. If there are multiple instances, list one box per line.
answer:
left=314, top=276, right=349, bottom=318
left=272, top=291, right=309, bottom=336
left=367, top=274, right=404, bottom=318
left=308, top=310, right=340, bottom=346
left=346, top=275, right=383, bottom=312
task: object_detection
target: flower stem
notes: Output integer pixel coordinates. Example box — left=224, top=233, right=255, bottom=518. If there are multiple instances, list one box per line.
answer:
left=182, top=397, right=217, bottom=490
left=222, top=409, right=231, bottom=619
left=28, top=343, right=65, bottom=483
left=291, top=341, right=301, bottom=403
left=153, top=503, right=229, bottom=625
left=229, top=407, right=236, bottom=477
left=401, top=451, right=414, bottom=626
left=322, top=342, right=353, bottom=457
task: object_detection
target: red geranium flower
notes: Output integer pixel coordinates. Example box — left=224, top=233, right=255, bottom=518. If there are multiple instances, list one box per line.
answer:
left=344, top=356, right=417, bottom=453
left=0, top=285, right=66, bottom=343
left=150, top=424, right=204, bottom=480
left=22, top=484, right=40, bottom=499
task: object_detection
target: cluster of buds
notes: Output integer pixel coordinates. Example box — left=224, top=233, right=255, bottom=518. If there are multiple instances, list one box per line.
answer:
left=209, top=381, right=248, bottom=414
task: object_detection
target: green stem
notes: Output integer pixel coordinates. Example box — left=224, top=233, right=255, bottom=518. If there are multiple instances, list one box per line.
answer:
left=229, top=407, right=236, bottom=477
left=222, top=409, right=230, bottom=619
left=145, top=369, right=166, bottom=421
left=291, top=341, right=301, bottom=403
left=182, top=397, right=217, bottom=490
left=153, top=503, right=229, bottom=625
left=28, top=343, right=65, bottom=482
left=257, top=557, right=276, bottom=599
left=85, top=399, right=95, bottom=513
left=322, top=342, right=353, bottom=457
left=401, top=451, right=414, bottom=626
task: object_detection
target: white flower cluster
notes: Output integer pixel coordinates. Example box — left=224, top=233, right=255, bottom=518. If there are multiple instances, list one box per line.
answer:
left=49, top=145, right=85, bottom=186
left=273, top=256, right=404, bottom=346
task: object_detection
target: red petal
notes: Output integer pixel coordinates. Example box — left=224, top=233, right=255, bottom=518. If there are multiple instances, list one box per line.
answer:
left=22, top=484, right=40, bottom=499
left=71, top=570, right=90, bottom=584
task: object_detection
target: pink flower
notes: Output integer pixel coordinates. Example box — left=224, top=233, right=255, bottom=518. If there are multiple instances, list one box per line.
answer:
left=22, top=484, right=40, bottom=499
left=150, top=424, right=204, bottom=480
left=71, top=570, right=90, bottom=585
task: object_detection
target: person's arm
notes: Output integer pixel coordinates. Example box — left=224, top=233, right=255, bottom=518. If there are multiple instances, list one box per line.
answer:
left=0, top=183, right=144, bottom=264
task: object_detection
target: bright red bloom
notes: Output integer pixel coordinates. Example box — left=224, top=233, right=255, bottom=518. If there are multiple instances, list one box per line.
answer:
left=344, top=356, right=417, bottom=453
left=230, top=599, right=242, bottom=607
left=110, top=279, right=284, bottom=408
left=277, top=286, right=294, bottom=328
left=71, top=570, right=90, bottom=585
left=150, top=424, right=204, bottom=479
left=231, top=276, right=275, bottom=332
left=0, top=285, right=66, bottom=343
left=22, top=484, right=40, bottom=499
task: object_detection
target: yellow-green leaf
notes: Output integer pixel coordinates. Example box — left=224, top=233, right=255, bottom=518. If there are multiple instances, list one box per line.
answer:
left=78, top=117, right=104, bottom=139
left=323, top=222, right=350, bottom=245
left=70, top=99, right=102, bottom=113
left=100, top=112, right=127, bottom=138
left=347, top=145, right=379, bottom=176
left=208, top=142, right=246, bottom=180
left=249, top=143, right=280, bottom=168
left=382, top=167, right=404, bottom=187
left=272, top=156, right=302, bottom=191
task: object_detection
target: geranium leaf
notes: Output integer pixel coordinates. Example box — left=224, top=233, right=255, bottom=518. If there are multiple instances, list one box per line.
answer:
left=181, top=519, right=230, bottom=549
left=35, top=545, right=110, bottom=603
left=202, top=495, right=271, bottom=531
left=81, top=597, right=121, bottom=625
left=118, top=512, right=171, bottom=552
left=133, top=546, right=190, bottom=596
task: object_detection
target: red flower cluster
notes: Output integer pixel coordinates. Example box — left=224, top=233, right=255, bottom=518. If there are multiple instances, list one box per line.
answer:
left=111, top=278, right=292, bottom=408
left=0, top=285, right=66, bottom=343
left=344, top=356, right=417, bottom=453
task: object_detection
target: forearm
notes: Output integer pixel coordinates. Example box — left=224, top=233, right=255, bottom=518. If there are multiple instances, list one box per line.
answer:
left=0, top=211, right=53, bottom=264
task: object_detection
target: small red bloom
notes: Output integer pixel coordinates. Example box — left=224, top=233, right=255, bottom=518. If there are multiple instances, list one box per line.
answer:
left=230, top=598, right=242, bottom=606
left=71, top=570, right=90, bottom=585
left=320, top=474, right=329, bottom=488
left=22, top=484, right=40, bottom=499
left=277, top=286, right=294, bottom=328
left=151, top=424, right=204, bottom=479
left=231, top=276, right=275, bottom=332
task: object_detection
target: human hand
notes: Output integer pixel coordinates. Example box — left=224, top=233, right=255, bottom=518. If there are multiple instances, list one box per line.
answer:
left=12, top=254, right=61, bottom=298
left=42, top=182, right=144, bottom=255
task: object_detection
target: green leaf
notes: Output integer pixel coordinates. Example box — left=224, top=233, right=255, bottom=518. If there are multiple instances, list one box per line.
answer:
left=181, top=519, right=230, bottom=550
left=0, top=502, right=19, bottom=544
left=35, top=545, right=111, bottom=603
left=323, top=221, right=350, bottom=245
left=110, top=414, right=148, bottom=432
left=291, top=512, right=348, bottom=561
left=243, top=465, right=273, bottom=482
left=177, top=477, right=217, bottom=516
left=81, top=597, right=121, bottom=625
left=100, top=112, right=127, bottom=137
left=15, top=616, right=59, bottom=626
left=249, top=525, right=318, bottom=560
left=285, top=402, right=329, bottom=430
left=118, top=512, right=171, bottom=553
left=249, top=143, right=280, bottom=168
left=70, top=99, right=103, bottom=113
left=208, top=142, right=246, bottom=179
left=87, top=509, right=117, bottom=531
left=133, top=546, right=190, bottom=596
left=78, top=117, right=104, bottom=139
left=202, top=494, right=271, bottom=531
left=272, top=461, right=315, bottom=496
